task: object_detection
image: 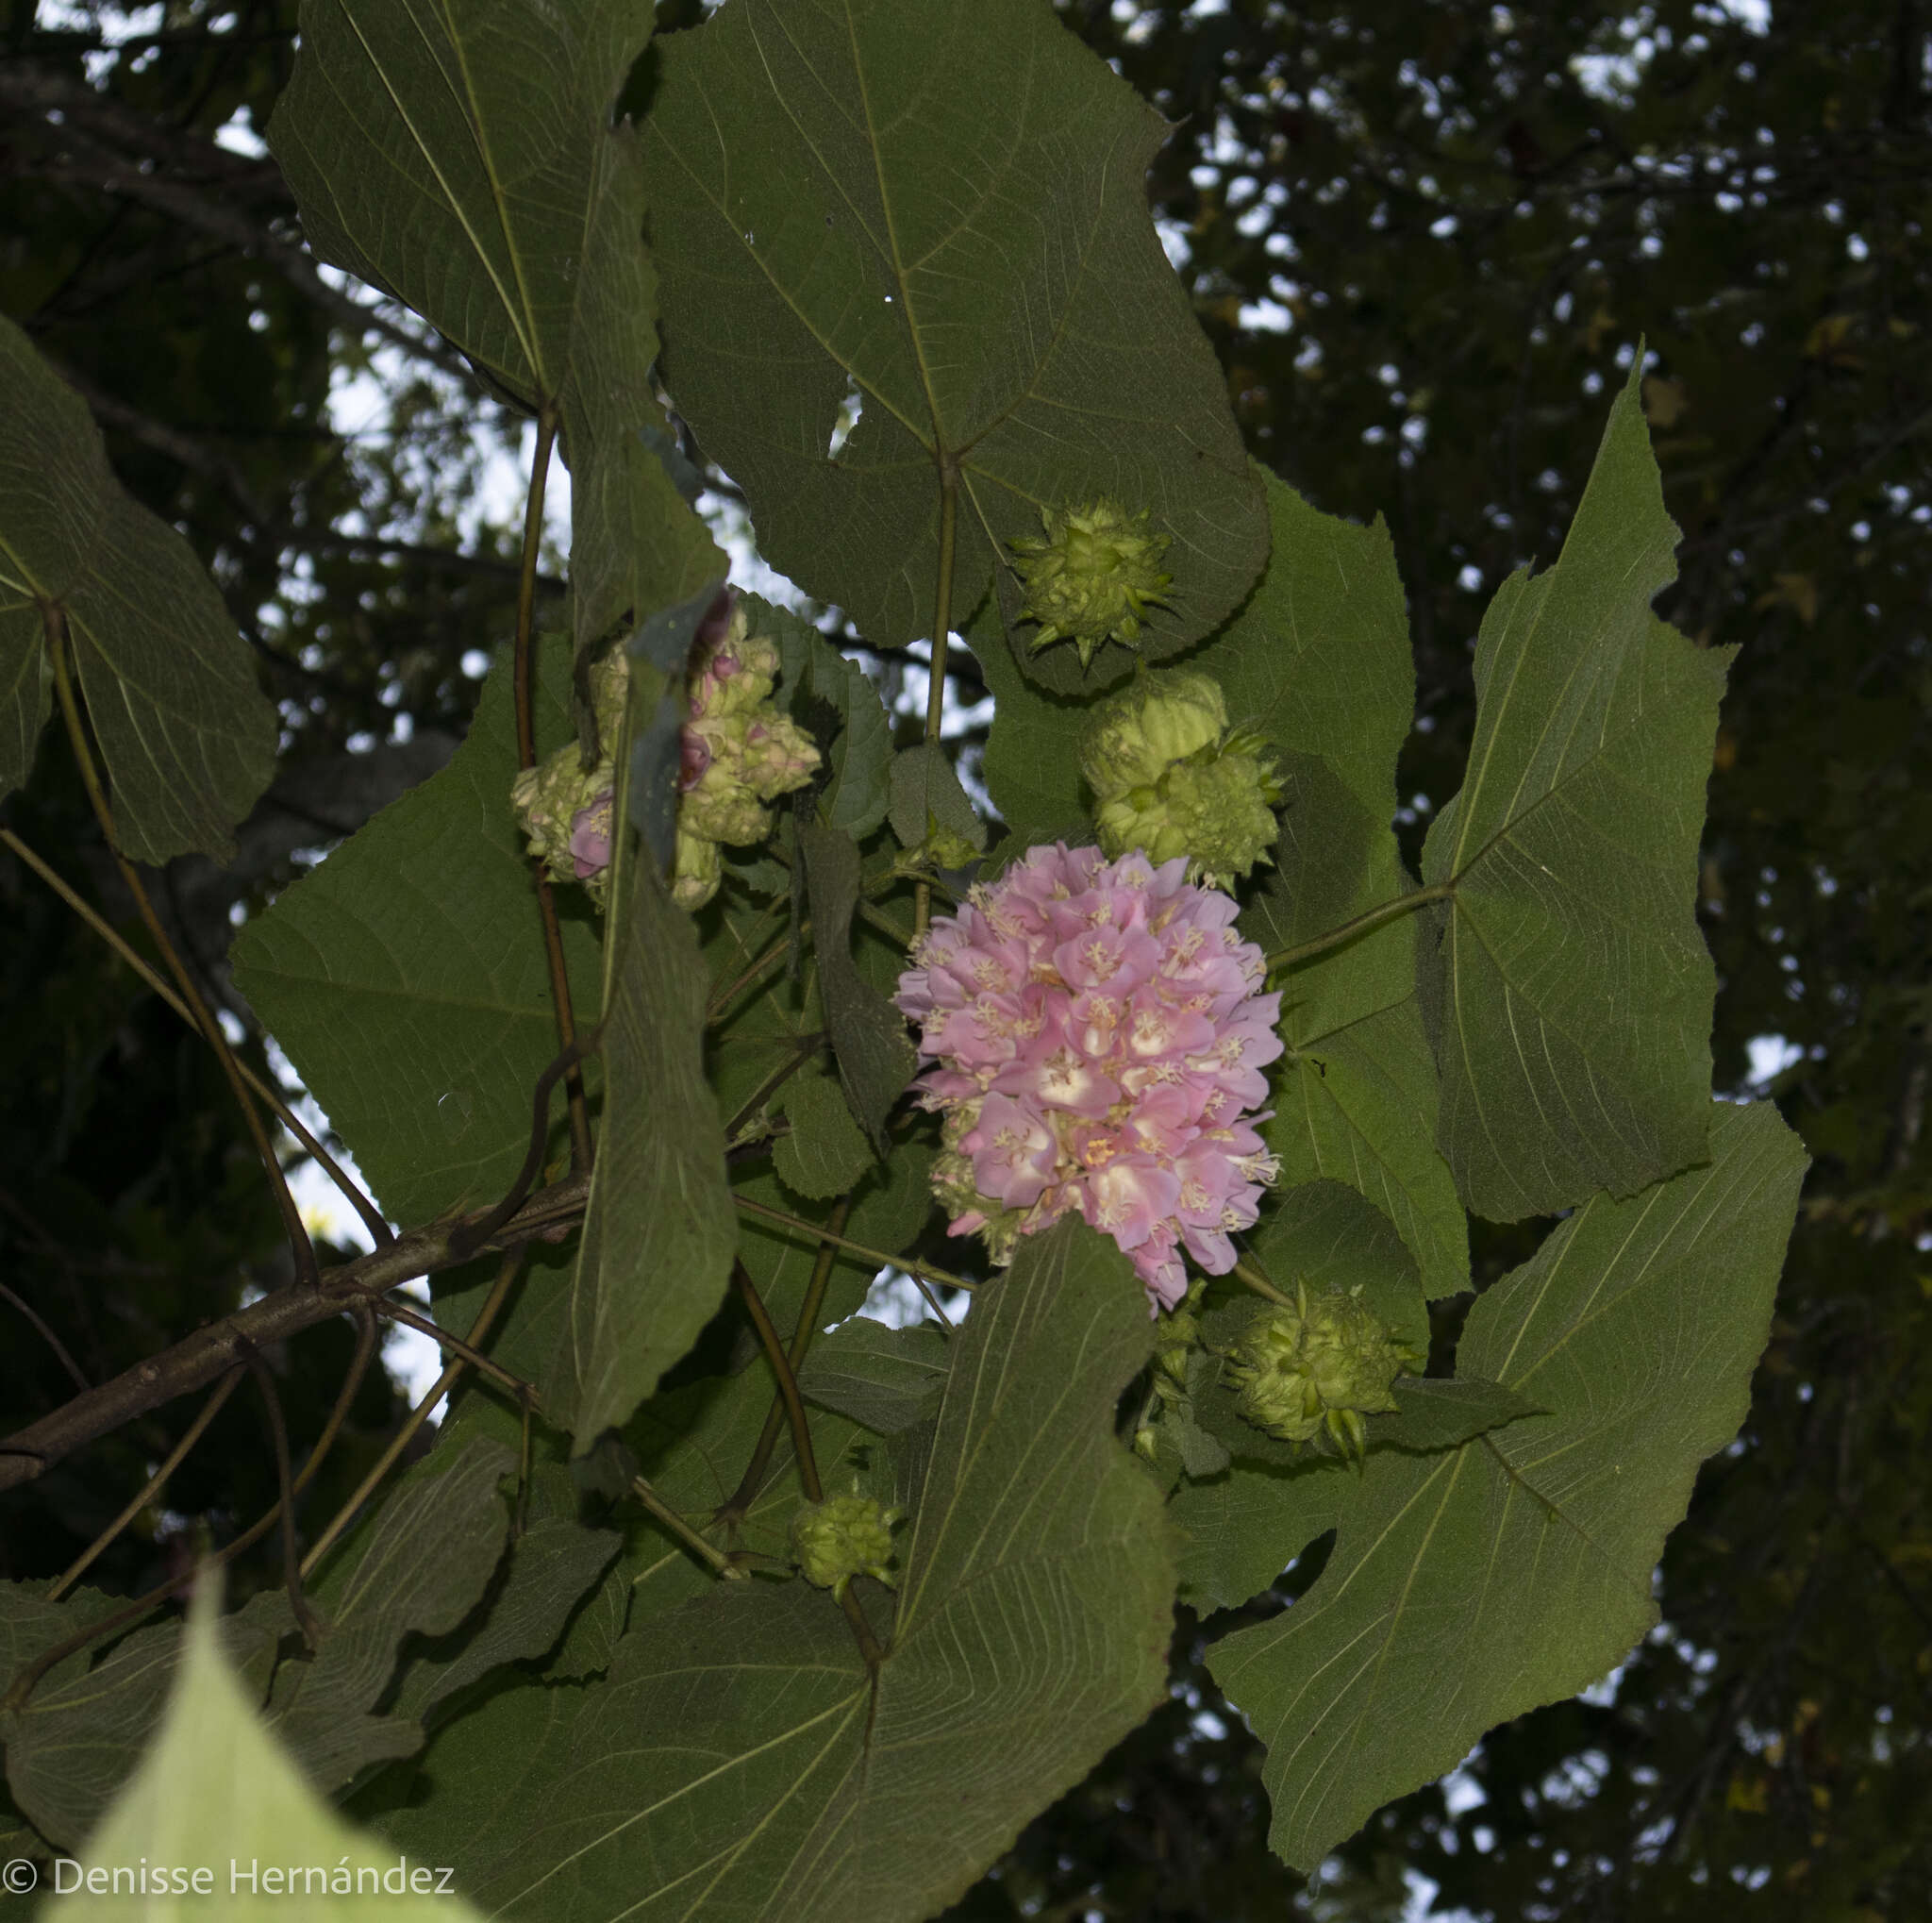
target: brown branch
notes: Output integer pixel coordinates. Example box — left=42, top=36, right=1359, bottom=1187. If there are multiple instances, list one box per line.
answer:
left=8, top=103, right=461, bottom=377
left=0, top=1170, right=592, bottom=1497
left=0, top=60, right=286, bottom=195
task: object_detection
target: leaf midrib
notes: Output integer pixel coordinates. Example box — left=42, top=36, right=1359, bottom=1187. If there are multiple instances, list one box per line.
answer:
left=337, top=1, right=541, bottom=386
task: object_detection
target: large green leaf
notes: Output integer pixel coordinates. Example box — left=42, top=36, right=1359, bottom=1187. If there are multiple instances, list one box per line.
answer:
left=269, top=0, right=653, bottom=421
left=385, top=1216, right=1173, bottom=1919
left=231, top=639, right=602, bottom=1228
left=1207, top=1101, right=1806, bottom=1871
left=270, top=1, right=711, bottom=670
left=60, top=1590, right=489, bottom=1923
left=619, top=1353, right=886, bottom=1631
left=2, top=1593, right=285, bottom=1850
left=391, top=1516, right=622, bottom=1729
left=1208, top=474, right=1467, bottom=1297
left=0, top=316, right=275, bottom=860
left=1263, top=993, right=1468, bottom=1302
left=265, top=1435, right=517, bottom=1791
left=543, top=724, right=735, bottom=1447
left=1172, top=1459, right=1346, bottom=1614
left=796, top=1316, right=950, bottom=1434
left=1209, top=470, right=1415, bottom=826
left=799, top=820, right=917, bottom=1151
left=974, top=597, right=1099, bottom=848
left=639, top=0, right=1266, bottom=684
left=1420, top=366, right=1730, bottom=1219
left=1245, top=759, right=1467, bottom=1300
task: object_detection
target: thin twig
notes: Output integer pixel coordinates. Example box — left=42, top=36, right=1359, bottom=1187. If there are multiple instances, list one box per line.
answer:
left=626, top=1476, right=746, bottom=1582
left=0, top=1281, right=92, bottom=1395
left=244, top=1346, right=320, bottom=1647
left=6, top=1310, right=378, bottom=1708
left=47, top=624, right=321, bottom=1287
left=731, top=1262, right=883, bottom=1667
left=733, top=1262, right=823, bottom=1505
left=720, top=1199, right=850, bottom=1525
left=722, top=1029, right=828, bottom=1144
left=360, top=1296, right=540, bottom=1405
left=300, top=1250, right=524, bottom=1578
left=708, top=921, right=800, bottom=1025
left=47, top=1368, right=243, bottom=1600
left=901, top=1269, right=957, bottom=1331
left=1, top=825, right=392, bottom=1247
left=332, top=1285, right=739, bottom=1582
left=446, top=1028, right=604, bottom=1262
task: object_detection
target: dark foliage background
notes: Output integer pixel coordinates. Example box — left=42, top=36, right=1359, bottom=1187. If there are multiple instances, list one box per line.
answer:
left=1, top=0, right=1926, bottom=1915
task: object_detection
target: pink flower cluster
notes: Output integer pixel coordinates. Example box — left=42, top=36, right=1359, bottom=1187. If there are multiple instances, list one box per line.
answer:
left=893, top=843, right=1283, bottom=1313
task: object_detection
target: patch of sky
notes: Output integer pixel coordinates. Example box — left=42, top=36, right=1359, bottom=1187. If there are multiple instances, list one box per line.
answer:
left=1237, top=297, right=1294, bottom=333
left=826, top=384, right=863, bottom=458
left=848, top=1266, right=971, bottom=1334
left=1746, top=1033, right=1803, bottom=1086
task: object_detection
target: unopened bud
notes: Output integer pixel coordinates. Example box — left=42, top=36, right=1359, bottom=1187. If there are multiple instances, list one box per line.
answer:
left=1224, top=1282, right=1425, bottom=1462
left=1081, top=671, right=1282, bottom=888
left=791, top=1488, right=904, bottom=1597
left=1081, top=670, right=1227, bottom=793
left=1009, top=497, right=1174, bottom=669
left=664, top=601, right=822, bottom=910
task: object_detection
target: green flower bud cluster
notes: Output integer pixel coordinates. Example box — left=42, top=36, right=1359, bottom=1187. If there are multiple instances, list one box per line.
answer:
left=508, top=602, right=819, bottom=913
left=674, top=602, right=820, bottom=911
left=790, top=1488, right=904, bottom=1598
left=1009, top=497, right=1174, bottom=669
left=1224, top=1281, right=1425, bottom=1463
left=1079, top=668, right=1284, bottom=889
left=508, top=649, right=631, bottom=909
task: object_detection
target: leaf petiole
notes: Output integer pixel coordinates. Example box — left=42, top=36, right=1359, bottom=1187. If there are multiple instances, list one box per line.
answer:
left=733, top=1193, right=976, bottom=1294
left=1263, top=880, right=1455, bottom=978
